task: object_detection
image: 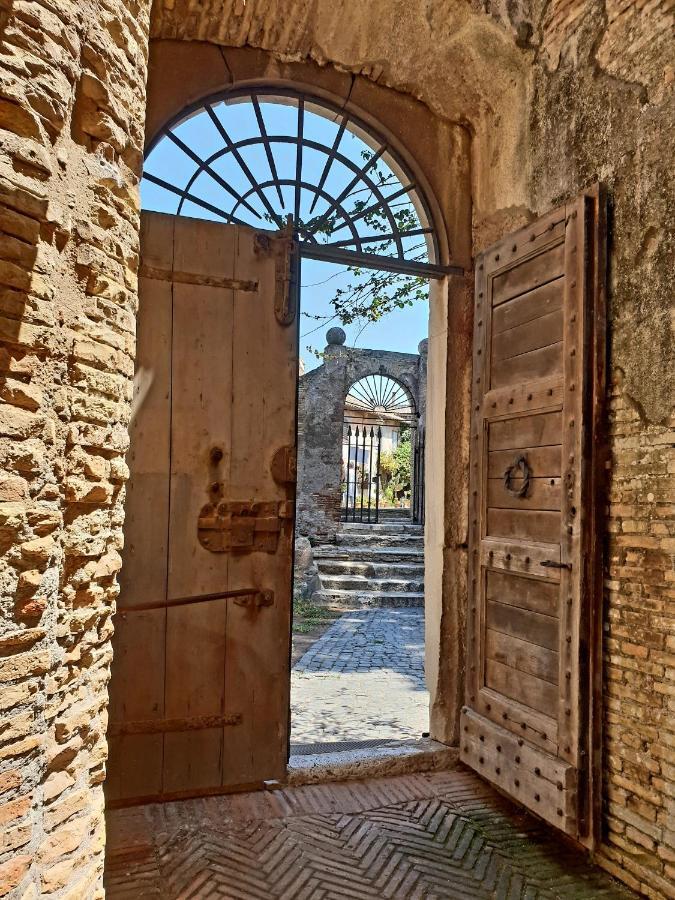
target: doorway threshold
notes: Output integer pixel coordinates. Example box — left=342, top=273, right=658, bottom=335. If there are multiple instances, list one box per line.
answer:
left=286, top=736, right=457, bottom=786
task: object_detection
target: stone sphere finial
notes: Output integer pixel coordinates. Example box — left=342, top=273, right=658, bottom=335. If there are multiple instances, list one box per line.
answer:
left=418, top=338, right=429, bottom=356
left=326, top=327, right=347, bottom=346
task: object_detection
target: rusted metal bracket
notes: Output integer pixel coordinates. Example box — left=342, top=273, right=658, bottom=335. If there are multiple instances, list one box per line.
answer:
left=198, top=497, right=291, bottom=553
left=271, top=445, right=297, bottom=485
left=233, top=590, right=274, bottom=609
left=254, top=219, right=298, bottom=326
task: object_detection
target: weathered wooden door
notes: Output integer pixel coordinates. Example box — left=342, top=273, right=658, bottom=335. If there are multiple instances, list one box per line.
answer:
left=461, top=187, right=606, bottom=847
left=106, top=212, right=298, bottom=804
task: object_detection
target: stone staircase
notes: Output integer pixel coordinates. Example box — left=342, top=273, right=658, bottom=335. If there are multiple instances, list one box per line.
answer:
left=311, top=515, right=424, bottom=608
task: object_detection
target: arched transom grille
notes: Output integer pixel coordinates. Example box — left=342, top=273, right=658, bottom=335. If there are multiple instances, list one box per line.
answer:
left=345, top=374, right=415, bottom=424
left=142, top=88, right=454, bottom=278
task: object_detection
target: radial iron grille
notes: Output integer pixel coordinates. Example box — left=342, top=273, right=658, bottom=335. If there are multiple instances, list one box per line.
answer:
left=142, top=89, right=456, bottom=278
left=345, top=374, right=415, bottom=424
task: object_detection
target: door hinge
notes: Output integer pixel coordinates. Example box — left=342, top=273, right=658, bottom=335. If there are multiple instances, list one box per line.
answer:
left=540, top=560, right=572, bottom=569
left=271, top=445, right=297, bottom=485
left=198, top=497, right=290, bottom=553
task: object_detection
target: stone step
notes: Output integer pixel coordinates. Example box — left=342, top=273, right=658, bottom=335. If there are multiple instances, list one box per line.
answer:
left=334, top=532, right=424, bottom=549
left=376, top=508, right=414, bottom=521
left=311, top=589, right=425, bottom=608
left=340, top=522, right=423, bottom=535
left=317, top=560, right=425, bottom=578
left=313, top=546, right=424, bottom=564
left=320, top=574, right=424, bottom=593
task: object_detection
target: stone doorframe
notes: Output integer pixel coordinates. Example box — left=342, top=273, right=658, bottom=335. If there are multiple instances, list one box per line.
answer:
left=142, top=40, right=474, bottom=746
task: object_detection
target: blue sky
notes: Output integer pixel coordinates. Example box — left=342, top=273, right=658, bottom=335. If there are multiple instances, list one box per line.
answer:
left=141, top=96, right=430, bottom=371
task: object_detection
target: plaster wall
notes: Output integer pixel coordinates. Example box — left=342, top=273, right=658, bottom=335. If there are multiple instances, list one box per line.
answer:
left=0, top=1, right=672, bottom=897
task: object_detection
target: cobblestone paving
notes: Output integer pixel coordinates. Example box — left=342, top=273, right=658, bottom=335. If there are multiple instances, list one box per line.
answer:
left=291, top=609, right=429, bottom=744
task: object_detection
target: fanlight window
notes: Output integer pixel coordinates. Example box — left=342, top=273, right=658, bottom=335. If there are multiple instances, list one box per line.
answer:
left=142, top=88, right=450, bottom=278
left=345, top=374, right=415, bottom=425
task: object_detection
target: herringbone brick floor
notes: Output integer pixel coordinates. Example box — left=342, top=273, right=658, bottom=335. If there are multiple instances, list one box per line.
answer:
left=105, top=767, right=635, bottom=899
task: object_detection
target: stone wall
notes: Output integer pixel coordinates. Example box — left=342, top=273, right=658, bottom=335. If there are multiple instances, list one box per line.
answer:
left=296, top=334, right=425, bottom=540
left=0, top=0, right=150, bottom=895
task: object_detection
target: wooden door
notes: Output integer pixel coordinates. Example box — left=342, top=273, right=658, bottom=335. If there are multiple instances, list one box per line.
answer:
left=106, top=212, right=298, bottom=804
left=461, top=187, right=606, bottom=847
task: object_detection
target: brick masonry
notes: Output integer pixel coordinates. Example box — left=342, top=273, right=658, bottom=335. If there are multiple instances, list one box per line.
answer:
left=0, top=0, right=151, bottom=896
left=0, top=1, right=672, bottom=897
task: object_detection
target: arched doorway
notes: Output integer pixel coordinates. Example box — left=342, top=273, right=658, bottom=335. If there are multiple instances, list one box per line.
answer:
left=342, top=373, right=417, bottom=522
left=108, top=77, right=455, bottom=803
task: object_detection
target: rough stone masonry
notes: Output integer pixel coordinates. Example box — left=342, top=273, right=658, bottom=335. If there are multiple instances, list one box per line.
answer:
left=0, top=1, right=673, bottom=898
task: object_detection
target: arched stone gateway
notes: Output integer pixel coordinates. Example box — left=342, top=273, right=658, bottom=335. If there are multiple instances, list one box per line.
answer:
left=0, top=1, right=672, bottom=896
left=296, top=333, right=427, bottom=538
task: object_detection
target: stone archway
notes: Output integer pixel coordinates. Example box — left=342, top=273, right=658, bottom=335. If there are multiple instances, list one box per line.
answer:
left=296, top=329, right=426, bottom=540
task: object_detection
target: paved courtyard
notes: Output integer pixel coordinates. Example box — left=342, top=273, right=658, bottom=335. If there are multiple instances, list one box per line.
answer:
left=291, top=608, right=429, bottom=745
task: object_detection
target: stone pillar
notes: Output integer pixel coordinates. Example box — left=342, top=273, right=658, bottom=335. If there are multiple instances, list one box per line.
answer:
left=296, top=328, right=348, bottom=540
left=0, top=1, right=150, bottom=894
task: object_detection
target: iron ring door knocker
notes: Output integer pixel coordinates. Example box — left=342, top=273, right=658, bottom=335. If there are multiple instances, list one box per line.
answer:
left=503, top=454, right=532, bottom=498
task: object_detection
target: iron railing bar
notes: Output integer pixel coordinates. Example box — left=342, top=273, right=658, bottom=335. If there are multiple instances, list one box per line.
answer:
left=309, top=114, right=349, bottom=216
left=375, top=427, right=382, bottom=524
left=360, top=426, right=367, bottom=522
left=294, top=99, right=304, bottom=227
left=348, top=183, right=416, bottom=226
left=328, top=227, right=432, bottom=249
left=203, top=104, right=285, bottom=229
left=380, top=377, right=402, bottom=412
left=165, top=131, right=262, bottom=220
left=344, top=425, right=352, bottom=521
left=233, top=178, right=363, bottom=249
left=367, top=427, right=374, bottom=523
left=252, top=95, right=285, bottom=207
left=299, top=244, right=462, bottom=279
left=348, top=382, right=376, bottom=404
left=143, top=172, right=250, bottom=227
left=307, top=144, right=395, bottom=247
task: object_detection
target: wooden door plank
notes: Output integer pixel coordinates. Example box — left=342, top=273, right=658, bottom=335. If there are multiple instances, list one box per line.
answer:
left=487, top=570, right=560, bottom=617
left=224, top=228, right=294, bottom=786
left=487, top=508, right=561, bottom=543
left=492, top=309, right=564, bottom=361
left=108, top=212, right=173, bottom=803
left=485, top=659, right=558, bottom=716
left=117, top=217, right=173, bottom=609
left=492, top=278, right=564, bottom=334
left=491, top=342, right=563, bottom=390
left=163, top=217, right=238, bottom=792
left=489, top=412, right=562, bottom=451
left=481, top=538, right=561, bottom=579
left=488, top=445, right=562, bottom=479
left=487, top=476, right=561, bottom=511
left=486, top=628, right=559, bottom=684
left=484, top=206, right=566, bottom=274
left=492, top=243, right=565, bottom=306
left=486, top=599, right=559, bottom=650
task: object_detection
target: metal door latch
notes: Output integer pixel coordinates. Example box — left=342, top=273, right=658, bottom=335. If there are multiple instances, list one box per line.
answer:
left=233, top=590, right=274, bottom=609
left=540, top=560, right=572, bottom=569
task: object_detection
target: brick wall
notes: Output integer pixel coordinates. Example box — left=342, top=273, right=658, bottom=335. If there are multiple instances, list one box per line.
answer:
left=600, top=381, right=675, bottom=897
left=0, top=1, right=150, bottom=895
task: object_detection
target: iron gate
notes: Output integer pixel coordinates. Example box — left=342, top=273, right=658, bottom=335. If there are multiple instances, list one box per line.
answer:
left=412, top=425, right=425, bottom=525
left=342, top=425, right=382, bottom=523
